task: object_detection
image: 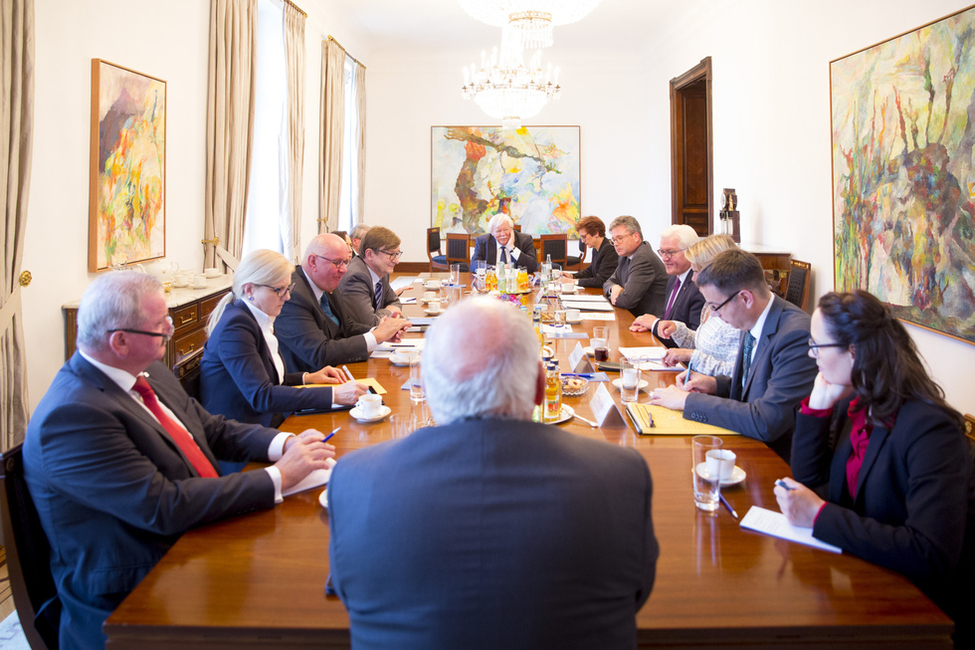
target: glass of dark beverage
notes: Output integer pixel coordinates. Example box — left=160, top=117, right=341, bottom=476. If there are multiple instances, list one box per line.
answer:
left=592, top=326, right=609, bottom=362
left=594, top=346, right=609, bottom=362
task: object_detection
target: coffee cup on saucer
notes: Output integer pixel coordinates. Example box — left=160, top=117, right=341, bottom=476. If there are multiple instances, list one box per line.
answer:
left=566, top=308, right=581, bottom=322
left=423, top=291, right=437, bottom=302
left=356, top=393, right=382, bottom=418
left=192, top=274, right=208, bottom=289
left=204, top=267, right=221, bottom=278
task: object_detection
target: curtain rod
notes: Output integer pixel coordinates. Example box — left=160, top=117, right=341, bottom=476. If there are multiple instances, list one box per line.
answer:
left=282, top=0, right=306, bottom=18
left=327, top=35, right=366, bottom=70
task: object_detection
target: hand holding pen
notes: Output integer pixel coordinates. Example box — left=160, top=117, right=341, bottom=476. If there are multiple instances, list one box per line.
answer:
left=773, top=478, right=826, bottom=528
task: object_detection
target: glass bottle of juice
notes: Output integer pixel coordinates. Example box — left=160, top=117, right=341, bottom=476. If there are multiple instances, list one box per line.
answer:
left=544, top=361, right=562, bottom=423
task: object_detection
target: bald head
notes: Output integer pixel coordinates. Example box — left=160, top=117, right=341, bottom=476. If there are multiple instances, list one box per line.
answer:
left=422, top=297, right=543, bottom=424
left=303, top=234, right=352, bottom=292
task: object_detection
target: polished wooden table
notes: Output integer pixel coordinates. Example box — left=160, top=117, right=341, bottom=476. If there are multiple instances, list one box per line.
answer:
left=105, top=274, right=953, bottom=649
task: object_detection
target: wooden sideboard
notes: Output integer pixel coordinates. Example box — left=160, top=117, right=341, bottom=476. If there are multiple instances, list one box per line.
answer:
left=63, top=277, right=233, bottom=379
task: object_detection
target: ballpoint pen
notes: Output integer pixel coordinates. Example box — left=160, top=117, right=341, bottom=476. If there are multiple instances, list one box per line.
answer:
left=561, top=373, right=595, bottom=379
left=322, top=427, right=340, bottom=443
left=682, top=359, right=694, bottom=391
left=719, top=493, right=738, bottom=519
left=342, top=365, right=355, bottom=382
left=775, top=479, right=795, bottom=491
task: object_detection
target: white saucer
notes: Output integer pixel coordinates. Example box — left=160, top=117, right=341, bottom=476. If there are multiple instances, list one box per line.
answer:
left=319, top=488, right=328, bottom=508
left=424, top=308, right=444, bottom=316
left=350, top=405, right=391, bottom=423
left=583, top=346, right=594, bottom=357
left=721, top=466, right=746, bottom=487
left=389, top=353, right=417, bottom=367
left=423, top=282, right=442, bottom=290
left=611, top=378, right=650, bottom=391
left=566, top=317, right=583, bottom=324
left=204, top=271, right=222, bottom=279
left=561, top=286, right=577, bottom=294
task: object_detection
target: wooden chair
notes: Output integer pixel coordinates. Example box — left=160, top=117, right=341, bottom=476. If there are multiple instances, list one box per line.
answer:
left=785, top=259, right=811, bottom=312
left=965, top=413, right=975, bottom=444
left=427, top=227, right=449, bottom=272
left=539, top=234, right=568, bottom=269
left=565, top=239, right=586, bottom=271
left=0, top=443, right=61, bottom=650
left=445, top=233, right=471, bottom=272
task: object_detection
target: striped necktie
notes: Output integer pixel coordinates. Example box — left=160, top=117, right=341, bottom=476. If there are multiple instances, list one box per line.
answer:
left=374, top=280, right=383, bottom=309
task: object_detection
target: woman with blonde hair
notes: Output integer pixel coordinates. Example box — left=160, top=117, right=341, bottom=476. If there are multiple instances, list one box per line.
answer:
left=201, top=249, right=367, bottom=434
left=630, top=234, right=739, bottom=376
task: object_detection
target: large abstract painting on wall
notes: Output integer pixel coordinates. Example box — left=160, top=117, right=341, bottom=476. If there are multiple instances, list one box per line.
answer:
left=89, top=59, right=166, bottom=272
left=431, top=126, right=581, bottom=237
left=830, top=6, right=975, bottom=345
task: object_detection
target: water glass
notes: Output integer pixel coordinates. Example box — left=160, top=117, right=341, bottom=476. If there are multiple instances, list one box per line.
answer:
left=553, top=309, right=566, bottom=328
left=409, top=351, right=425, bottom=403
left=450, top=263, right=461, bottom=286
left=692, top=436, right=723, bottom=512
left=389, top=414, right=415, bottom=438
left=620, top=357, right=641, bottom=403
left=592, top=326, right=610, bottom=362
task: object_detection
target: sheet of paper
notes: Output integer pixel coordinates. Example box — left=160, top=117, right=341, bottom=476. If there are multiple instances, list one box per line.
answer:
left=581, top=312, right=616, bottom=321
left=739, top=506, right=842, bottom=553
left=563, top=300, right=614, bottom=312
left=391, top=276, right=417, bottom=291
left=561, top=294, right=610, bottom=302
left=400, top=297, right=417, bottom=304
left=408, top=317, right=437, bottom=326
left=619, top=346, right=667, bottom=359
left=283, top=457, right=337, bottom=497
left=541, top=324, right=574, bottom=334
left=568, top=342, right=584, bottom=370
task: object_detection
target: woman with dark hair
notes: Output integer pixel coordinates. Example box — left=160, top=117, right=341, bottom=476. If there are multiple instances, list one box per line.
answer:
left=561, top=215, right=618, bottom=288
left=775, top=289, right=973, bottom=644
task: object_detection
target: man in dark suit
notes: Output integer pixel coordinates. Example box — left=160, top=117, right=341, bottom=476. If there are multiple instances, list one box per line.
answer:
left=276, top=234, right=411, bottom=372
left=636, top=224, right=705, bottom=348
left=338, top=226, right=404, bottom=327
left=471, top=213, right=539, bottom=272
left=23, top=271, right=336, bottom=649
left=648, top=249, right=817, bottom=460
left=603, top=215, right=668, bottom=317
left=561, top=215, right=619, bottom=288
left=328, top=297, right=658, bottom=650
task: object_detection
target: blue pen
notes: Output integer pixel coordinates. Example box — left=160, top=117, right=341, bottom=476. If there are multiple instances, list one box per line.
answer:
left=719, top=493, right=738, bottom=519
left=561, top=373, right=595, bottom=379
left=682, top=359, right=694, bottom=392
left=323, top=427, right=340, bottom=443
left=775, top=479, right=795, bottom=491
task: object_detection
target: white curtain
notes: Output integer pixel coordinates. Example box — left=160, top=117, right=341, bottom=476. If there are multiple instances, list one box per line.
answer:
left=283, top=2, right=305, bottom=262
left=353, top=61, right=366, bottom=225
left=205, top=0, right=257, bottom=270
left=319, top=39, right=346, bottom=234
left=0, top=0, right=33, bottom=449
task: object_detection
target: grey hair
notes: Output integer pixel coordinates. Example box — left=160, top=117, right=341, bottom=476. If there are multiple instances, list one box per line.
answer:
left=487, top=213, right=514, bottom=234
left=660, top=224, right=699, bottom=250
left=350, top=223, right=371, bottom=241
left=207, top=249, right=294, bottom=334
left=422, top=297, right=541, bottom=425
left=76, top=271, right=163, bottom=351
left=608, top=215, right=643, bottom=239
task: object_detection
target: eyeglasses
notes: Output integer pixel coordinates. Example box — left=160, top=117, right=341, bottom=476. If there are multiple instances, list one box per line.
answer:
left=108, top=316, right=174, bottom=342
left=808, top=339, right=848, bottom=358
left=314, top=254, right=350, bottom=269
left=255, top=282, right=295, bottom=297
left=706, top=290, right=742, bottom=313
left=657, top=248, right=686, bottom=258
left=376, top=249, right=402, bottom=261
left=610, top=232, right=635, bottom=245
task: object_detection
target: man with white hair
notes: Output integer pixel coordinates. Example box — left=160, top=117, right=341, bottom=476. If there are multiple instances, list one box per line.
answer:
left=348, top=223, right=371, bottom=258
left=328, top=297, right=658, bottom=650
left=632, top=224, right=705, bottom=346
left=23, top=271, right=336, bottom=649
left=471, top=213, right=539, bottom=272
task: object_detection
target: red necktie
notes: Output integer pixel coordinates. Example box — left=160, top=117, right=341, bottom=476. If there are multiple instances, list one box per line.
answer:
left=663, top=277, right=682, bottom=319
left=132, top=376, right=219, bottom=478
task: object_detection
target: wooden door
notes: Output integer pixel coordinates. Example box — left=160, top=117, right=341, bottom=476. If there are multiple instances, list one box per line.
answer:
left=670, top=57, right=712, bottom=237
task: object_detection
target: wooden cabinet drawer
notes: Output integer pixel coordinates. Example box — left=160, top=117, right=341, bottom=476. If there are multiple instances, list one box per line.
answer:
left=173, top=327, right=208, bottom=364
left=172, top=304, right=199, bottom=331
left=200, top=290, right=230, bottom=323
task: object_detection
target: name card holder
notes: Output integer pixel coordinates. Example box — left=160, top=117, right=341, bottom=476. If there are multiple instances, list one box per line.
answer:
left=569, top=342, right=595, bottom=373
left=589, top=383, right=627, bottom=429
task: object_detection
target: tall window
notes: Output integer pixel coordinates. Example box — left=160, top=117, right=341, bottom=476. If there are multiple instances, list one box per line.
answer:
left=242, top=0, right=291, bottom=256
left=338, top=57, right=361, bottom=234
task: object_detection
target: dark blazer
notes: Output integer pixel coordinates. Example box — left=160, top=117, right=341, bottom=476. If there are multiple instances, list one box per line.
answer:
left=575, top=237, right=619, bottom=288
left=603, top=241, right=668, bottom=317
left=337, top=256, right=402, bottom=327
left=683, top=295, right=817, bottom=460
left=652, top=274, right=705, bottom=348
left=792, top=400, right=974, bottom=633
left=200, top=300, right=335, bottom=428
left=275, top=267, right=372, bottom=373
left=329, top=418, right=658, bottom=650
left=471, top=231, right=539, bottom=273
left=23, top=356, right=277, bottom=649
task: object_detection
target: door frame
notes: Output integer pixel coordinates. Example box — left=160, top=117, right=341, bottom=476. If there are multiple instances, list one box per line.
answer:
left=670, top=56, right=713, bottom=234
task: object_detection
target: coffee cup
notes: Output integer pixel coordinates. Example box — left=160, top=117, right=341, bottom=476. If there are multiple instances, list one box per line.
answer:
left=204, top=267, right=221, bottom=278
left=561, top=282, right=575, bottom=294
left=424, top=280, right=441, bottom=290
left=356, top=393, right=382, bottom=418
left=566, top=308, right=581, bottom=322
left=706, top=449, right=736, bottom=480
left=193, top=273, right=207, bottom=289
left=429, top=300, right=441, bottom=313
left=423, top=291, right=437, bottom=301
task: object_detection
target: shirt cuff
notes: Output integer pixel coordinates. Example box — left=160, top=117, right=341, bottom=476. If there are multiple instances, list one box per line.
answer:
left=800, top=396, right=833, bottom=418
left=264, top=466, right=284, bottom=504
left=509, top=247, right=520, bottom=260
left=363, top=332, right=378, bottom=352
left=268, top=432, right=293, bottom=461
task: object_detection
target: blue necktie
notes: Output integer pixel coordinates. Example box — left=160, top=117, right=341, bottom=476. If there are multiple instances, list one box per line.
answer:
left=320, top=293, right=340, bottom=326
left=374, top=280, right=383, bottom=309
left=741, top=332, right=755, bottom=388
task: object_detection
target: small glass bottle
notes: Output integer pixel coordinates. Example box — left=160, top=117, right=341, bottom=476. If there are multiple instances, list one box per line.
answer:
left=544, top=361, right=562, bottom=423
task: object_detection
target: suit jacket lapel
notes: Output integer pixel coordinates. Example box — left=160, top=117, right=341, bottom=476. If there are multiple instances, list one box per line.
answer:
left=853, top=425, right=890, bottom=508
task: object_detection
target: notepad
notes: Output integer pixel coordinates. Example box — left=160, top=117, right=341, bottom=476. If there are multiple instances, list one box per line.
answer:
left=739, top=506, right=842, bottom=553
left=624, top=403, right=740, bottom=435
left=300, top=378, right=387, bottom=395
left=283, top=457, right=337, bottom=497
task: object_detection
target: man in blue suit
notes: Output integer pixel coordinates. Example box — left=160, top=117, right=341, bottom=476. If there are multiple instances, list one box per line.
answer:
left=648, top=249, right=817, bottom=461
left=328, top=297, right=658, bottom=650
left=638, top=224, right=706, bottom=347
left=23, top=272, right=336, bottom=649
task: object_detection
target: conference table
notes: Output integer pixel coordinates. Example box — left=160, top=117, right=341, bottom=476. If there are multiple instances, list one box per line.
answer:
left=104, top=273, right=953, bottom=649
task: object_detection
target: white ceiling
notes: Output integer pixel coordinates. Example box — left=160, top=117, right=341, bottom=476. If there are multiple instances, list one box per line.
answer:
left=310, top=0, right=712, bottom=60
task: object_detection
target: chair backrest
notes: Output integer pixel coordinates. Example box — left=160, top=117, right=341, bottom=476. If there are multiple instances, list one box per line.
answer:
left=0, top=443, right=61, bottom=650
left=175, top=353, right=203, bottom=401
left=427, top=227, right=441, bottom=254
left=512, top=224, right=522, bottom=232
left=785, top=259, right=811, bottom=312
left=445, top=233, right=471, bottom=266
left=540, top=234, right=568, bottom=266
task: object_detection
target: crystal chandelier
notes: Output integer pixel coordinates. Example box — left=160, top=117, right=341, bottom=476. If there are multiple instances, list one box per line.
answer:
left=462, top=29, right=560, bottom=130
left=456, top=0, right=602, bottom=49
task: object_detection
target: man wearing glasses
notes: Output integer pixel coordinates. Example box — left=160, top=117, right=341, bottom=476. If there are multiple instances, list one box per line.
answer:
left=276, top=234, right=411, bottom=372
left=648, top=249, right=816, bottom=461
left=23, top=271, right=336, bottom=648
left=471, top=213, right=539, bottom=273
left=602, top=215, right=668, bottom=317
left=339, top=226, right=405, bottom=327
